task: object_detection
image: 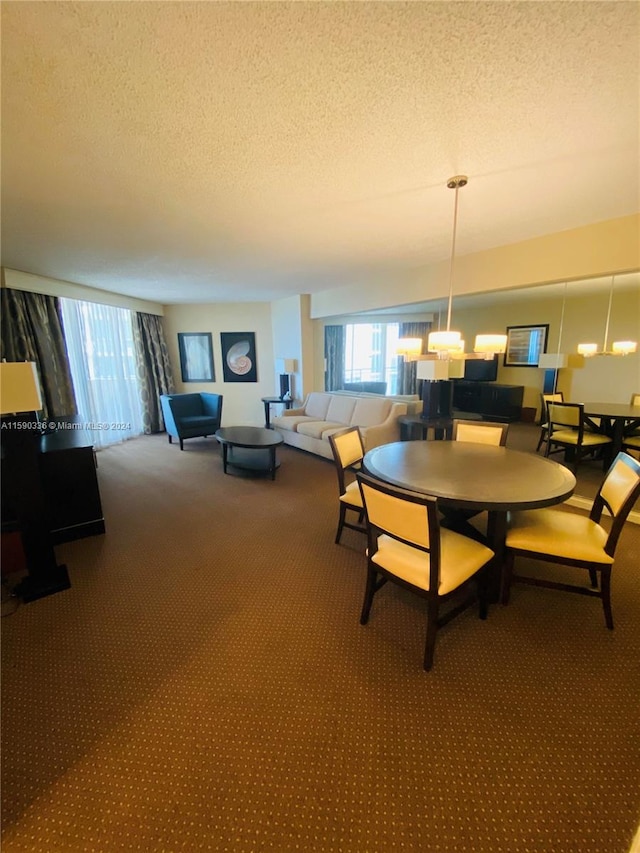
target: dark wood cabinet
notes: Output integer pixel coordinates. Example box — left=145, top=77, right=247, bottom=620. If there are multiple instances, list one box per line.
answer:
left=39, top=430, right=105, bottom=543
left=452, top=381, right=524, bottom=422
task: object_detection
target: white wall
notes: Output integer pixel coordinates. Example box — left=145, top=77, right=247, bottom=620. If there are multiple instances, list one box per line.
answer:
left=271, top=295, right=304, bottom=403
left=162, top=302, right=274, bottom=427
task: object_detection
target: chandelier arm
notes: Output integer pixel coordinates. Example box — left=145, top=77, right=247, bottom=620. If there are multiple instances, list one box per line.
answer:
left=602, top=275, right=614, bottom=353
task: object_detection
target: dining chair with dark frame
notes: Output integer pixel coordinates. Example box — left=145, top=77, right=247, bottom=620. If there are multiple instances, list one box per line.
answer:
left=544, top=401, right=613, bottom=474
left=328, top=426, right=366, bottom=545
left=536, top=392, right=564, bottom=453
left=502, top=451, right=640, bottom=629
left=356, top=472, right=495, bottom=671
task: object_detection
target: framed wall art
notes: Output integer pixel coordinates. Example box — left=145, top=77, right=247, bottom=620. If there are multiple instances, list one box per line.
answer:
left=504, top=324, right=549, bottom=367
left=220, top=332, right=258, bottom=382
left=177, top=332, right=215, bottom=382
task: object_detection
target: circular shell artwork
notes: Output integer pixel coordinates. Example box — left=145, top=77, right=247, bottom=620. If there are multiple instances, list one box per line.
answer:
left=227, top=340, right=252, bottom=375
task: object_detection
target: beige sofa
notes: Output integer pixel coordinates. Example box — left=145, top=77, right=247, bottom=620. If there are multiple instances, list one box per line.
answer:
left=272, top=391, right=418, bottom=460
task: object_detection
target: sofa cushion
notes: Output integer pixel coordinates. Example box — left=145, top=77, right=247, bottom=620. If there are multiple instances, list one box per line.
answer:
left=304, top=393, right=333, bottom=420
left=272, top=415, right=311, bottom=433
left=350, top=397, right=392, bottom=427
left=297, top=420, right=347, bottom=439
left=325, top=395, right=357, bottom=425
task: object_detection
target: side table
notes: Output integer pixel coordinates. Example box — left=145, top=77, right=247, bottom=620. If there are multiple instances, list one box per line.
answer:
left=261, top=396, right=293, bottom=429
left=398, top=411, right=483, bottom=441
left=398, top=414, right=454, bottom=441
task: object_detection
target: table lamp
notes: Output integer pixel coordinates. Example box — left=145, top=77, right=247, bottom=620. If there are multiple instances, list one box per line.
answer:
left=277, top=359, right=297, bottom=400
left=0, top=362, right=71, bottom=602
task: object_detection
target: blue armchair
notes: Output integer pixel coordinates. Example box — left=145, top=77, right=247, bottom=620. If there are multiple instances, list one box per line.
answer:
left=160, top=393, right=223, bottom=450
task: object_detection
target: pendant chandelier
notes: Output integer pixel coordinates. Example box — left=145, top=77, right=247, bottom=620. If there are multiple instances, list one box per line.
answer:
left=426, top=176, right=507, bottom=359
left=577, top=275, right=637, bottom=357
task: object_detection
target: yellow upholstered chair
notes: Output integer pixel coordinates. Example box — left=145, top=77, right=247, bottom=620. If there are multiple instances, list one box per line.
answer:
left=356, top=472, right=494, bottom=671
left=544, top=402, right=612, bottom=473
left=328, top=427, right=366, bottom=545
left=502, top=452, right=640, bottom=629
left=536, top=392, right=564, bottom=452
left=622, top=394, right=640, bottom=456
left=443, top=419, right=509, bottom=536
left=452, top=419, right=509, bottom=446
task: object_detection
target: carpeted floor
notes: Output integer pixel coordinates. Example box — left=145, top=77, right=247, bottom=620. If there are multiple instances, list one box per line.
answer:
left=2, top=425, right=639, bottom=852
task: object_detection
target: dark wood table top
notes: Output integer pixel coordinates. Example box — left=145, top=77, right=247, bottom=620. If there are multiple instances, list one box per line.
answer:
left=215, top=426, right=284, bottom=448
left=580, top=402, right=640, bottom=419
left=362, top=441, right=576, bottom=512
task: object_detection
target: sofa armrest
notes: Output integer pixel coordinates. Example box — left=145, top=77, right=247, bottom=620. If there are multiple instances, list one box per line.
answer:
left=282, top=405, right=306, bottom=417
left=360, top=402, right=408, bottom=451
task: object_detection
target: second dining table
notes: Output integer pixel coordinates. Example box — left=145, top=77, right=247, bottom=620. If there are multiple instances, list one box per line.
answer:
left=580, top=402, right=640, bottom=456
left=362, top=440, right=576, bottom=600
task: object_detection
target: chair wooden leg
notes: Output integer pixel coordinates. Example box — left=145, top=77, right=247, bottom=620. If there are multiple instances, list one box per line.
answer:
left=535, top=429, right=546, bottom=453
left=360, top=564, right=377, bottom=625
left=335, top=504, right=347, bottom=544
left=179, top=438, right=184, bottom=451
left=600, top=567, right=614, bottom=630
left=423, top=598, right=439, bottom=671
left=501, top=551, right=515, bottom=605
left=478, top=568, right=489, bottom=620
left=588, top=568, right=598, bottom=588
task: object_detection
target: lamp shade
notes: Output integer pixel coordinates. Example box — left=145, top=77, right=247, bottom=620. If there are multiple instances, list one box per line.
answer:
left=577, top=343, right=598, bottom=357
left=396, top=338, right=422, bottom=357
left=474, top=334, right=507, bottom=355
left=538, top=353, right=570, bottom=369
left=276, top=358, right=297, bottom=373
left=416, top=359, right=450, bottom=381
left=611, top=340, right=637, bottom=355
left=427, top=330, right=462, bottom=353
left=0, top=362, right=43, bottom=414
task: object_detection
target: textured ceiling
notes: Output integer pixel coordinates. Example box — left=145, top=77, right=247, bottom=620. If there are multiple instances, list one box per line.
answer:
left=1, top=2, right=639, bottom=304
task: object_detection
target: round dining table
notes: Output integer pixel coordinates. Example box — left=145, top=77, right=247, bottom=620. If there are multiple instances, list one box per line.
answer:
left=580, top=402, right=640, bottom=455
left=362, top=441, right=576, bottom=600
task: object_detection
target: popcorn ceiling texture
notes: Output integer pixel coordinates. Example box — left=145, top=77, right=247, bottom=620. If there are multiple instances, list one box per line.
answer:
left=1, top=2, right=638, bottom=302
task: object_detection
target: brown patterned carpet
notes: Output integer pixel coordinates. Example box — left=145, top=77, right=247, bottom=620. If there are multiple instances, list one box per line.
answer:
left=2, top=424, right=639, bottom=852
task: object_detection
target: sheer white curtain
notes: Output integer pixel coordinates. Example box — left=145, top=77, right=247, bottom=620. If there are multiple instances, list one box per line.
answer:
left=60, top=299, right=144, bottom=448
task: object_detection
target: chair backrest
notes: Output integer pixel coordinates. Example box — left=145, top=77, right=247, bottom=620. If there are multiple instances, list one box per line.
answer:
left=548, top=401, right=584, bottom=438
left=357, top=472, right=441, bottom=591
left=630, top=393, right=640, bottom=407
left=328, top=427, right=365, bottom=495
left=591, top=452, right=640, bottom=556
left=541, top=392, right=564, bottom=421
left=452, top=419, right=509, bottom=446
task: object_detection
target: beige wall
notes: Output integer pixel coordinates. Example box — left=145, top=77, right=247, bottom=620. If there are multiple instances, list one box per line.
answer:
left=162, top=302, right=274, bottom=427
left=312, top=288, right=640, bottom=413
left=2, top=268, right=164, bottom=315
left=309, top=215, right=640, bottom=319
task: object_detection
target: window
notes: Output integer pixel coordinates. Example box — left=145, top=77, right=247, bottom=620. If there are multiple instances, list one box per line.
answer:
left=344, top=323, right=401, bottom=393
left=60, top=299, right=144, bottom=448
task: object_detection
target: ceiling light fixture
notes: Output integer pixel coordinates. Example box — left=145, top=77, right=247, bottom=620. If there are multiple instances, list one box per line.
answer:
left=426, top=175, right=507, bottom=361
left=577, top=275, right=637, bottom=357
left=427, top=175, right=466, bottom=356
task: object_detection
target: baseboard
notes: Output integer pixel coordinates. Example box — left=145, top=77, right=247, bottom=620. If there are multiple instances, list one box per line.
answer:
left=567, top=495, right=640, bottom=525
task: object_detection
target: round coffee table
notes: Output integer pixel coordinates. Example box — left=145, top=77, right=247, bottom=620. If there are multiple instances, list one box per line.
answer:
left=215, top=426, right=284, bottom=480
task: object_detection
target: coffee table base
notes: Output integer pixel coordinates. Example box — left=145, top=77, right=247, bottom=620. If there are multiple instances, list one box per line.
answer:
left=222, top=445, right=280, bottom=480
left=216, top=426, right=284, bottom=480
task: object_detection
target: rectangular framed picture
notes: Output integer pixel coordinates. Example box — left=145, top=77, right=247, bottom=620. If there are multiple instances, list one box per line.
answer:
left=177, top=332, right=215, bottom=382
left=504, top=324, right=549, bottom=367
left=220, top=332, right=258, bottom=382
